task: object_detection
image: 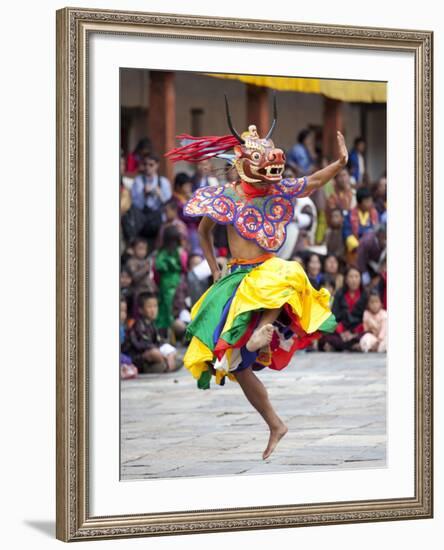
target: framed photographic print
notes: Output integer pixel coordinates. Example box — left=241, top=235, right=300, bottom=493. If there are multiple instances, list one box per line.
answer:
left=56, top=6, right=433, bottom=542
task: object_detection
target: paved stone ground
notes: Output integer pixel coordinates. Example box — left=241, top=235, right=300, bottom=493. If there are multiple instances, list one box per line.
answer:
left=121, top=350, right=386, bottom=480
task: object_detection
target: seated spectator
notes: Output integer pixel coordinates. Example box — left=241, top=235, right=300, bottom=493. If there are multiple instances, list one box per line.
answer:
left=126, top=292, right=178, bottom=373
left=173, top=171, right=202, bottom=255
left=293, top=196, right=318, bottom=252
left=124, top=237, right=157, bottom=318
left=325, top=208, right=346, bottom=258
left=191, top=159, right=219, bottom=191
left=319, top=156, right=335, bottom=198
left=323, top=253, right=344, bottom=292
left=348, top=137, right=367, bottom=186
left=305, top=252, right=324, bottom=290
left=318, top=266, right=367, bottom=352
left=326, top=166, right=355, bottom=225
left=173, top=172, right=193, bottom=208
left=153, top=225, right=188, bottom=339
left=359, top=290, right=387, bottom=353
left=125, top=137, right=152, bottom=176
left=119, top=297, right=138, bottom=379
left=287, top=128, right=317, bottom=176
left=314, top=200, right=328, bottom=247
left=120, top=296, right=129, bottom=345
left=372, top=174, right=387, bottom=218
left=155, top=198, right=189, bottom=250
left=120, top=267, right=135, bottom=319
left=376, top=255, right=387, bottom=310
left=357, top=223, right=386, bottom=287
left=343, top=187, right=380, bottom=252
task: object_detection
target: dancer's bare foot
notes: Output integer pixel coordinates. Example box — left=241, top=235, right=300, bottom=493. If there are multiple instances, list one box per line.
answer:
left=263, top=422, right=288, bottom=460
left=246, top=324, right=275, bottom=352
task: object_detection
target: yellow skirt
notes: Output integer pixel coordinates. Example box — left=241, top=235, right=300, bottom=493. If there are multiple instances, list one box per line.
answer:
left=183, top=256, right=336, bottom=389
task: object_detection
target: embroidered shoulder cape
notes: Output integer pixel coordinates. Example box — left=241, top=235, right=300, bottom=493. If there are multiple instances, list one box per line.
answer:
left=183, top=177, right=308, bottom=252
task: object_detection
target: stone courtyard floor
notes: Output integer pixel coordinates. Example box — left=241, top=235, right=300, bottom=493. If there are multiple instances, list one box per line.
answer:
left=120, top=350, right=386, bottom=480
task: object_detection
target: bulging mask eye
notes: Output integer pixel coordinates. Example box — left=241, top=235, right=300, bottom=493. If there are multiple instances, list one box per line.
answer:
left=251, top=151, right=261, bottom=162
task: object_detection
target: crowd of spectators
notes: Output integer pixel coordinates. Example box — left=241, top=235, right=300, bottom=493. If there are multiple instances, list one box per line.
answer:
left=119, top=130, right=387, bottom=379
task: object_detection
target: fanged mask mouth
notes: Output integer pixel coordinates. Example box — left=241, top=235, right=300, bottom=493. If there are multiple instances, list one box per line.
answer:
left=252, top=164, right=285, bottom=179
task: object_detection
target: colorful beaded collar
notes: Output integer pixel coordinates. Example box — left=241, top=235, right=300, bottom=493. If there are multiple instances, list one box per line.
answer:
left=183, top=177, right=307, bottom=252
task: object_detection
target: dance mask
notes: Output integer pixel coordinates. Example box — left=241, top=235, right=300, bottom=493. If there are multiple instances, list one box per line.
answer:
left=165, top=94, right=285, bottom=187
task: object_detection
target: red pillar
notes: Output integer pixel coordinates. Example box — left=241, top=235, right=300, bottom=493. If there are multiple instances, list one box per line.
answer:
left=148, top=71, right=175, bottom=182
left=322, top=97, right=344, bottom=161
left=246, top=85, right=269, bottom=137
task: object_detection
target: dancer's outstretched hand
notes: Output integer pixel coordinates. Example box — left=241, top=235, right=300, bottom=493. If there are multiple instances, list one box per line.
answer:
left=337, top=131, right=348, bottom=166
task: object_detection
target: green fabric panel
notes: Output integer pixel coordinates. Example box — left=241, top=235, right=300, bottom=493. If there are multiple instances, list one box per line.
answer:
left=219, top=310, right=253, bottom=345
left=318, top=313, right=338, bottom=333
left=197, top=369, right=212, bottom=390
left=185, top=267, right=253, bottom=350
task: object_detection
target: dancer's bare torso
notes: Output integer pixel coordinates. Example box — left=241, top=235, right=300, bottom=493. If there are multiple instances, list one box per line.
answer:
left=226, top=224, right=266, bottom=260
left=198, top=180, right=281, bottom=280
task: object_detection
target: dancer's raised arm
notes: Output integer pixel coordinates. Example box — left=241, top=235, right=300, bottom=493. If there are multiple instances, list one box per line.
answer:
left=298, top=131, right=349, bottom=197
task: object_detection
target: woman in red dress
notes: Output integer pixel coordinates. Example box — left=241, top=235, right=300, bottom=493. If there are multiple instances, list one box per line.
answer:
left=318, top=266, right=367, bottom=351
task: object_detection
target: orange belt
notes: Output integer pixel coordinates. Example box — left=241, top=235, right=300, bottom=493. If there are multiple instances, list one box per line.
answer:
left=227, top=252, right=275, bottom=268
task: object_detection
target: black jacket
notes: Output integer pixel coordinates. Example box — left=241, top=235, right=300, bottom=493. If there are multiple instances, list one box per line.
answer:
left=332, top=287, right=367, bottom=330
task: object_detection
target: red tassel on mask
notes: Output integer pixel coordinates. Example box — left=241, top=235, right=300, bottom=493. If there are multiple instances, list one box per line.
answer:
left=165, top=134, right=239, bottom=163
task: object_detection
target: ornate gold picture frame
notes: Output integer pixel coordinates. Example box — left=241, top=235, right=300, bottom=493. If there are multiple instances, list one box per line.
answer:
left=56, top=7, right=433, bottom=542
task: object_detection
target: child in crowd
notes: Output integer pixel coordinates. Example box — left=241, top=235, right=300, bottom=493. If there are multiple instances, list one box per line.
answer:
left=326, top=167, right=355, bottom=223
left=120, top=297, right=129, bottom=345
left=173, top=172, right=193, bottom=210
left=119, top=267, right=135, bottom=319
left=325, top=207, right=345, bottom=258
left=124, top=237, right=157, bottom=318
left=173, top=172, right=202, bottom=255
left=305, top=252, right=324, bottom=290
left=323, top=253, right=344, bottom=292
left=377, top=256, right=387, bottom=310
left=360, top=290, right=387, bottom=353
left=155, top=198, right=189, bottom=251
left=153, top=225, right=188, bottom=339
left=343, top=187, right=379, bottom=246
left=119, top=297, right=138, bottom=379
left=126, top=292, right=178, bottom=373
